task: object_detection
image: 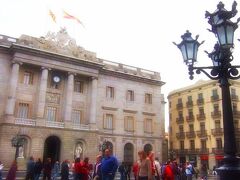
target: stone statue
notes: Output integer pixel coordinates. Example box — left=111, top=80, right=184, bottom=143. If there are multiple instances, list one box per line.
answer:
left=18, top=146, right=24, bottom=158
left=75, top=143, right=82, bottom=158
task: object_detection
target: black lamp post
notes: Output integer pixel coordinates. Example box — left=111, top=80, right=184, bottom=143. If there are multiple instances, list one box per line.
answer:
left=174, top=1, right=240, bottom=179
left=11, top=134, right=25, bottom=161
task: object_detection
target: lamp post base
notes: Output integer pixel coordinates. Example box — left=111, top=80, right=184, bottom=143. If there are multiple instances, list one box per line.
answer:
left=217, top=156, right=240, bottom=180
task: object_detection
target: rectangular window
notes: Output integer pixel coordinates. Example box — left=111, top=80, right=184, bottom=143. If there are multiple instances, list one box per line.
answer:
left=18, top=103, right=29, bottom=118
left=190, top=140, right=195, bottom=150
left=188, top=109, right=193, bottom=117
left=178, top=98, right=182, bottom=103
left=214, top=104, right=219, bottom=112
left=179, top=125, right=184, bottom=132
left=189, top=124, right=194, bottom=132
left=46, top=107, right=57, bottom=121
left=124, top=116, right=134, bottom=131
left=106, top=86, right=114, bottom=99
left=231, top=88, right=236, bottom=96
left=201, top=140, right=207, bottom=150
left=200, top=122, right=205, bottom=131
left=216, top=138, right=222, bottom=149
left=199, top=107, right=204, bottom=115
left=215, top=120, right=221, bottom=129
left=104, top=114, right=113, bottom=129
left=198, top=93, right=203, bottom=99
left=145, top=93, right=152, bottom=104
left=188, top=96, right=192, bottom=101
left=72, top=110, right=82, bottom=124
left=212, top=89, right=218, bottom=96
left=233, top=103, right=238, bottom=112
left=126, top=90, right=134, bottom=101
left=145, top=118, right=152, bottom=133
left=23, top=71, right=33, bottom=85
left=180, top=141, right=184, bottom=150
left=74, top=81, right=84, bottom=93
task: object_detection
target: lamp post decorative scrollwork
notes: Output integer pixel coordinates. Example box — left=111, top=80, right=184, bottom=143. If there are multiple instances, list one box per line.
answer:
left=174, top=1, right=240, bottom=179
left=11, top=134, right=25, bottom=161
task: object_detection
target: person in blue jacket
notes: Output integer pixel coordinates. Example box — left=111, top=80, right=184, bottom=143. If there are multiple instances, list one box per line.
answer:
left=101, top=149, right=118, bottom=180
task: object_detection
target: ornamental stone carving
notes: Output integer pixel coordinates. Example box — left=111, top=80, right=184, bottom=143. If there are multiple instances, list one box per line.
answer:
left=18, top=28, right=96, bottom=61
left=46, top=93, right=60, bottom=104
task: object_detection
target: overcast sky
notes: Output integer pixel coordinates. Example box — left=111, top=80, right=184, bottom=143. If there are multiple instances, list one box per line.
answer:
left=1, top=0, right=240, bottom=130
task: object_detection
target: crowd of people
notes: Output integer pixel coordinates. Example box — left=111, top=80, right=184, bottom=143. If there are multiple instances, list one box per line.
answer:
left=1, top=149, right=217, bottom=180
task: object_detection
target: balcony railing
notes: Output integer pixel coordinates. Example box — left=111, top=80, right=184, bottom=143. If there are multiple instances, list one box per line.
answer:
left=211, top=128, right=224, bottom=136
left=197, top=98, right=204, bottom=105
left=176, top=132, right=185, bottom=139
left=176, top=149, right=188, bottom=155
left=188, top=148, right=200, bottom=154
left=231, top=94, right=239, bottom=101
left=233, top=110, right=240, bottom=119
left=211, top=95, right=220, bottom=101
left=72, top=123, right=90, bottom=130
left=196, top=130, right=208, bottom=138
left=186, top=131, right=196, bottom=138
left=176, top=103, right=183, bottom=109
left=212, top=148, right=224, bottom=154
left=186, top=115, right=195, bottom=122
left=199, top=148, right=209, bottom=154
left=15, top=118, right=36, bottom=126
left=211, top=111, right=221, bottom=118
left=197, top=113, right=206, bottom=121
left=46, top=121, right=64, bottom=128
left=186, top=101, right=193, bottom=107
left=176, top=116, right=184, bottom=124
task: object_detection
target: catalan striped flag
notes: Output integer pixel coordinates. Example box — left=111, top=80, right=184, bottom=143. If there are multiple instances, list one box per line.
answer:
left=63, top=10, right=84, bottom=27
left=49, top=10, right=56, bottom=23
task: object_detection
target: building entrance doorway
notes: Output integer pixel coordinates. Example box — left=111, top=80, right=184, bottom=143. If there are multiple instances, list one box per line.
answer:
left=124, top=143, right=134, bottom=165
left=43, top=136, right=61, bottom=163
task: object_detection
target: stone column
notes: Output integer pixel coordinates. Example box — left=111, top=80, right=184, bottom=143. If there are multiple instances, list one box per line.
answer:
left=64, top=73, right=74, bottom=122
left=36, top=67, right=49, bottom=119
left=5, top=61, right=22, bottom=116
left=89, top=77, right=98, bottom=126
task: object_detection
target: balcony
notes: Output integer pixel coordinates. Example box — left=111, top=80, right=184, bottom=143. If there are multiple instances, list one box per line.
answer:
left=176, top=132, right=185, bottom=139
left=211, top=95, right=220, bottom=102
left=233, top=110, right=240, bottom=119
left=186, top=131, right=196, bottom=138
left=176, top=116, right=184, bottom=124
left=197, top=98, right=204, bottom=105
left=186, top=115, right=195, bottom=122
left=211, top=111, right=221, bottom=119
left=211, top=128, right=224, bottom=136
left=199, top=148, right=209, bottom=154
left=188, top=148, right=200, bottom=154
left=15, top=118, right=36, bottom=126
left=231, top=94, right=239, bottom=101
left=46, top=121, right=64, bottom=128
left=186, top=101, right=193, bottom=107
left=72, top=123, right=90, bottom=130
left=196, top=130, right=208, bottom=138
left=197, top=113, right=206, bottom=121
left=176, top=103, right=183, bottom=110
left=176, top=149, right=188, bottom=155
left=212, top=148, right=224, bottom=154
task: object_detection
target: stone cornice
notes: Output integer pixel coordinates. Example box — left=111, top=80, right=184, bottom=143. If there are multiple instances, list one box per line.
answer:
left=100, top=68, right=165, bottom=86
left=142, top=112, right=156, bottom=116
left=123, top=109, right=138, bottom=114
left=102, top=106, right=118, bottom=111
left=9, top=43, right=104, bottom=70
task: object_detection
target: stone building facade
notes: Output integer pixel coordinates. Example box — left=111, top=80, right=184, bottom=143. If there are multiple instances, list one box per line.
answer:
left=0, top=30, right=165, bottom=169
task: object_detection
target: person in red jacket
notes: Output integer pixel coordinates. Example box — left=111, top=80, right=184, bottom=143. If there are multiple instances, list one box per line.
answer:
left=81, top=157, right=90, bottom=180
left=74, top=158, right=82, bottom=179
left=163, top=160, right=174, bottom=180
left=132, top=161, right=139, bottom=180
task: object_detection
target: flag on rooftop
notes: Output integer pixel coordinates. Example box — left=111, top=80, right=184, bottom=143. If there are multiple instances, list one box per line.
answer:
left=63, top=10, right=84, bottom=27
left=49, top=10, right=56, bottom=23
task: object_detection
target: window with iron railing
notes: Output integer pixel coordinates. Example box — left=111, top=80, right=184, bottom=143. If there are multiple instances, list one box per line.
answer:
left=18, top=103, right=29, bottom=118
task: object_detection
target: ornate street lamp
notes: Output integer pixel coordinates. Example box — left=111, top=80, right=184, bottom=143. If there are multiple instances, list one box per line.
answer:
left=11, top=134, right=25, bottom=161
left=174, top=1, right=240, bottom=179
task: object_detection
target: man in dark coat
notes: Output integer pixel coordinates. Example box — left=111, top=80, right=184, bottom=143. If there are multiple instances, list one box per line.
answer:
left=43, top=158, right=52, bottom=180
left=61, top=160, right=69, bottom=180
left=25, top=156, right=35, bottom=180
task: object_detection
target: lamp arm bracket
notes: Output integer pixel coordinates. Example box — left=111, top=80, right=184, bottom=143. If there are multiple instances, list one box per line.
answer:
left=189, top=66, right=219, bottom=80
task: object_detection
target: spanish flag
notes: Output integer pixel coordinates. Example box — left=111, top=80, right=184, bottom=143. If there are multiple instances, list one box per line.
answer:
left=49, top=10, right=56, bottom=23
left=63, top=10, right=84, bottom=27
